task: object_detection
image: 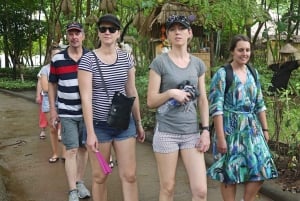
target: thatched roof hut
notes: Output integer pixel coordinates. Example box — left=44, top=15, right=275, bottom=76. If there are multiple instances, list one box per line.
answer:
left=134, top=2, right=203, bottom=39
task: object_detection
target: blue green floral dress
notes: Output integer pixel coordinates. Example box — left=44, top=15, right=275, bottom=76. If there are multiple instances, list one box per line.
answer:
left=207, top=67, right=278, bottom=184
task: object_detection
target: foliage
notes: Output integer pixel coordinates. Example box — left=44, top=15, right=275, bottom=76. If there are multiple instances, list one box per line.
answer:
left=135, top=75, right=155, bottom=130
left=0, top=78, right=36, bottom=90
left=1, top=0, right=298, bottom=72
left=0, top=67, right=40, bottom=81
left=267, top=85, right=300, bottom=156
left=0, top=1, right=43, bottom=70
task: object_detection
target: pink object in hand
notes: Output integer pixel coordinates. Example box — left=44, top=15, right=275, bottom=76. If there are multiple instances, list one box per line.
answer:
left=95, top=151, right=112, bottom=175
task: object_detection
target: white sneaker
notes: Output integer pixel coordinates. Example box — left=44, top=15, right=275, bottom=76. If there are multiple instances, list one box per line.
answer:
left=76, top=181, right=91, bottom=199
left=68, top=189, right=79, bottom=201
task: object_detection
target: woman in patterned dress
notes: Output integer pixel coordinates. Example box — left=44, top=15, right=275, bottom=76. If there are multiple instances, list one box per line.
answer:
left=207, top=34, right=278, bottom=201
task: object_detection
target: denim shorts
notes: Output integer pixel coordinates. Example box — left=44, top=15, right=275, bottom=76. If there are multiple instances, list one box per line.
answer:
left=82, top=116, right=137, bottom=143
left=60, top=117, right=85, bottom=150
left=153, top=124, right=200, bottom=153
left=41, top=94, right=50, bottom=113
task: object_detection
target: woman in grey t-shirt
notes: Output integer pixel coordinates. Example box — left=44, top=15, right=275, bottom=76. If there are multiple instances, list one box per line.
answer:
left=147, top=15, right=210, bottom=201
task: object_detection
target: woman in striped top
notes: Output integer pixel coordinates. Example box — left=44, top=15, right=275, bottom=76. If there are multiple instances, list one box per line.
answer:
left=78, top=14, right=145, bottom=201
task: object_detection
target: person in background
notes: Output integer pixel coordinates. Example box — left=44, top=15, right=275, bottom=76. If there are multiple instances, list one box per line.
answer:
left=39, top=45, right=66, bottom=163
left=36, top=74, right=47, bottom=139
left=268, top=43, right=300, bottom=93
left=207, top=34, right=278, bottom=201
left=147, top=15, right=210, bottom=201
left=78, top=14, right=145, bottom=201
left=48, top=22, right=90, bottom=201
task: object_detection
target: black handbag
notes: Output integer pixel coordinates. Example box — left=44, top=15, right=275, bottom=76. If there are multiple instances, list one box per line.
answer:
left=107, top=91, right=135, bottom=130
left=93, top=52, right=135, bottom=130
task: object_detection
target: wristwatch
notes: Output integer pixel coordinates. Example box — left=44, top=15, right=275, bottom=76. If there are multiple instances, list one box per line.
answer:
left=201, top=126, right=210, bottom=132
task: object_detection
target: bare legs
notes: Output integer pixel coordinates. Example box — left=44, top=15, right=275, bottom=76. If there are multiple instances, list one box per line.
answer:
left=221, top=183, right=236, bottom=201
left=181, top=149, right=207, bottom=201
left=88, top=137, right=139, bottom=201
left=155, top=148, right=207, bottom=201
left=49, top=125, right=59, bottom=159
left=38, top=95, right=47, bottom=139
left=114, top=138, right=139, bottom=201
left=65, top=147, right=89, bottom=190
left=155, top=151, right=178, bottom=201
left=46, top=114, right=65, bottom=162
left=244, top=181, right=263, bottom=201
left=220, top=181, right=263, bottom=201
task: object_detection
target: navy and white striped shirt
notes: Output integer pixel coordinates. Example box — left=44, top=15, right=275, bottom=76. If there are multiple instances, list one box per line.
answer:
left=49, top=47, right=89, bottom=117
left=78, top=49, right=134, bottom=121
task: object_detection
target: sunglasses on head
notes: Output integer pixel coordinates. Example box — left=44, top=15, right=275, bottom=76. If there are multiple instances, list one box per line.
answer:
left=167, top=15, right=187, bottom=24
left=98, top=26, right=119, bottom=33
left=166, top=15, right=190, bottom=29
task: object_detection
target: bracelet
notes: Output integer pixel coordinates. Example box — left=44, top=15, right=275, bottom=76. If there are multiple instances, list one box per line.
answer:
left=135, top=120, right=142, bottom=126
left=262, top=128, right=269, bottom=132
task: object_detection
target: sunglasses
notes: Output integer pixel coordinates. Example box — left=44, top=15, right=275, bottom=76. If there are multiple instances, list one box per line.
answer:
left=98, top=26, right=119, bottom=33
left=167, top=15, right=187, bottom=24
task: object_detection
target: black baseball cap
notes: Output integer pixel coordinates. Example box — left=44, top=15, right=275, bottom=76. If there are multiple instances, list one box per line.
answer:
left=166, top=15, right=191, bottom=30
left=66, top=22, right=83, bottom=32
left=97, top=14, right=121, bottom=29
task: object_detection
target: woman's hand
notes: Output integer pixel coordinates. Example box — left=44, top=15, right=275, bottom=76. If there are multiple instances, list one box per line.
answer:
left=217, top=137, right=227, bottom=154
left=172, top=89, right=191, bottom=105
left=136, top=125, right=145, bottom=143
left=263, top=130, right=269, bottom=142
left=196, top=131, right=210, bottom=152
left=36, top=96, right=41, bottom=104
left=87, top=133, right=99, bottom=152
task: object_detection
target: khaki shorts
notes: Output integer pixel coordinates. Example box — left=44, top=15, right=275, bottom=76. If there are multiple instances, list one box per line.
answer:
left=60, top=117, right=85, bottom=150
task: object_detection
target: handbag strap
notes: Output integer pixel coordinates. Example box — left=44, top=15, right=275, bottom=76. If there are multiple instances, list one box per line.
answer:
left=92, top=51, right=110, bottom=101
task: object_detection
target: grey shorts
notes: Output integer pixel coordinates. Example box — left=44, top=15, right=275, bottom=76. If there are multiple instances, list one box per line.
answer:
left=82, top=116, right=137, bottom=143
left=153, top=126, right=200, bottom=153
left=60, top=117, right=85, bottom=150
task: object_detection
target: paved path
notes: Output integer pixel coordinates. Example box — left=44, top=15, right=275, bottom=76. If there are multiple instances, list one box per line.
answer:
left=0, top=89, right=298, bottom=201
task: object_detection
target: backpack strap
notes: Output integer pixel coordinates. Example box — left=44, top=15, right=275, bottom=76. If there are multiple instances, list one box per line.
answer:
left=246, top=64, right=257, bottom=83
left=223, top=63, right=257, bottom=94
left=223, top=64, right=233, bottom=94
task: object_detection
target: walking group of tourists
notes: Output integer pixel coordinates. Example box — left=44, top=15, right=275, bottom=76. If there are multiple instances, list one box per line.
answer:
left=35, top=12, right=288, bottom=201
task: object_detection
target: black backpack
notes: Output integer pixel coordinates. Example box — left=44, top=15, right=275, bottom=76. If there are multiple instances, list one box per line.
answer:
left=223, top=63, right=257, bottom=94
left=207, top=63, right=258, bottom=133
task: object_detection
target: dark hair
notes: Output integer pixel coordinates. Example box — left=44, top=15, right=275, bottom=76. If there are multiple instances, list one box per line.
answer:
left=51, top=45, right=60, bottom=51
left=228, top=34, right=251, bottom=62
left=229, top=34, right=251, bottom=51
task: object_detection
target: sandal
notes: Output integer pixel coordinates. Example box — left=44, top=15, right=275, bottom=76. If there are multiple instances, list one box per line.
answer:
left=39, top=131, right=46, bottom=139
left=109, top=160, right=114, bottom=168
left=48, top=157, right=59, bottom=163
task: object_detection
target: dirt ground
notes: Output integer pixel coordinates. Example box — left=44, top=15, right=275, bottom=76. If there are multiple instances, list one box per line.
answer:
left=276, top=158, right=300, bottom=193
